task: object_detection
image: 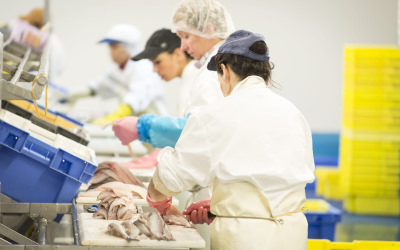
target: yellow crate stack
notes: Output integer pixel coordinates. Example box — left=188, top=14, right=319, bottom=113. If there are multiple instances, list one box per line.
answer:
left=340, top=46, right=400, bottom=216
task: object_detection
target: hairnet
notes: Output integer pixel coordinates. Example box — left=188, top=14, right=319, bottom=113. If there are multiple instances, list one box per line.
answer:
left=172, top=0, right=235, bottom=39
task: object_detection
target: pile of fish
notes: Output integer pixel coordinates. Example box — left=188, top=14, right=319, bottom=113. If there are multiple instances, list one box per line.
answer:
left=89, top=161, right=145, bottom=189
left=107, top=212, right=174, bottom=241
left=92, top=181, right=147, bottom=220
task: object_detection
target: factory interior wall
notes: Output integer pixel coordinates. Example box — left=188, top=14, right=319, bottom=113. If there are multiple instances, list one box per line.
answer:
left=0, top=0, right=397, bottom=132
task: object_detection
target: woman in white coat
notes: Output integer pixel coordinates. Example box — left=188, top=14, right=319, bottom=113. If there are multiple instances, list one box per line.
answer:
left=146, top=30, right=315, bottom=250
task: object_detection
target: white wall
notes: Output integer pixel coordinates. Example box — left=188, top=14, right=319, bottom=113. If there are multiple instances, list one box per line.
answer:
left=1, top=0, right=397, bottom=131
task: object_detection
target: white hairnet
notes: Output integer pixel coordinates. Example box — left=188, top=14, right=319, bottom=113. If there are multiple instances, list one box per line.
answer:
left=101, top=24, right=141, bottom=56
left=172, top=0, right=235, bottom=39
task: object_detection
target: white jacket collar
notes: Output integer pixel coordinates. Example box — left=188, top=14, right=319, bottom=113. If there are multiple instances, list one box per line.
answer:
left=230, top=75, right=266, bottom=95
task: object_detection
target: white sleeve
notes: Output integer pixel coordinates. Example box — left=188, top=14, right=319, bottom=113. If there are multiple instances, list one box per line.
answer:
left=156, top=114, right=214, bottom=193
left=88, top=70, right=111, bottom=92
left=123, top=60, right=163, bottom=113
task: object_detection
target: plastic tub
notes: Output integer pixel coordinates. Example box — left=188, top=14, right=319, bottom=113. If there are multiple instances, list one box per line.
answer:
left=9, top=100, right=83, bottom=129
left=343, top=196, right=400, bottom=216
left=307, top=239, right=400, bottom=250
left=3, top=100, right=88, bottom=145
left=0, top=120, right=97, bottom=203
left=304, top=199, right=341, bottom=241
left=315, top=167, right=343, bottom=200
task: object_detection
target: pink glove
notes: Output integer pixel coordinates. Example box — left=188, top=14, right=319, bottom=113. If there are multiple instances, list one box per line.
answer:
left=183, top=197, right=214, bottom=225
left=121, top=149, right=161, bottom=169
left=112, top=117, right=139, bottom=145
left=146, top=193, right=172, bottom=215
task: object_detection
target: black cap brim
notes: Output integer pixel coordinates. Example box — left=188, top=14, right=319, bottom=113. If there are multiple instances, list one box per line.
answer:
left=131, top=47, right=166, bottom=61
left=207, top=55, right=217, bottom=71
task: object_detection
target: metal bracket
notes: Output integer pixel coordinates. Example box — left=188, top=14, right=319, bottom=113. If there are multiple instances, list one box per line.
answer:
left=0, top=203, right=72, bottom=221
left=0, top=223, right=37, bottom=245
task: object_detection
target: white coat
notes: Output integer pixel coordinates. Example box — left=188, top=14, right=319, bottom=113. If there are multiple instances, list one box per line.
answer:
left=155, top=75, right=315, bottom=249
left=176, top=60, right=199, bottom=117
left=183, top=41, right=224, bottom=116
left=179, top=42, right=224, bottom=250
left=89, top=59, right=165, bottom=114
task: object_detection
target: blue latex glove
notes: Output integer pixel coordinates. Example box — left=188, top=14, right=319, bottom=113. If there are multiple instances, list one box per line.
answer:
left=137, top=114, right=188, bottom=148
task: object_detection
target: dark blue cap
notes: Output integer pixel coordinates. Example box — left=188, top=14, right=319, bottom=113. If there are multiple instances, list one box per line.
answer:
left=207, top=30, right=269, bottom=71
left=98, top=38, right=120, bottom=44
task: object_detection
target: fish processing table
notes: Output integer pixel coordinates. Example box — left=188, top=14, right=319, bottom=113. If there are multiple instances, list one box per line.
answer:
left=0, top=195, right=205, bottom=249
left=74, top=203, right=205, bottom=249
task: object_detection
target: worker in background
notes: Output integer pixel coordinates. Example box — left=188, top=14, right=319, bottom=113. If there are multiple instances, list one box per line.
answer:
left=5, top=7, right=66, bottom=80
left=112, top=0, right=234, bottom=151
left=112, top=1, right=234, bottom=248
left=117, top=28, right=197, bottom=169
left=146, top=30, right=315, bottom=250
left=61, top=24, right=166, bottom=124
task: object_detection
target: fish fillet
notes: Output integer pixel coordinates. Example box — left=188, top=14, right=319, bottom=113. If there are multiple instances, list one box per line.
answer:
left=134, top=218, right=152, bottom=238
left=121, top=221, right=140, bottom=240
left=78, top=189, right=100, bottom=198
left=147, top=212, right=164, bottom=240
left=97, top=190, right=116, bottom=201
left=91, top=161, right=145, bottom=188
left=163, top=206, right=194, bottom=228
left=93, top=207, right=108, bottom=220
left=107, top=223, right=136, bottom=241
left=96, top=182, right=147, bottom=199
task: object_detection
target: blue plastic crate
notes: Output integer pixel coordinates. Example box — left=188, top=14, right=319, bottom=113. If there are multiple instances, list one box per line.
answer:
left=0, top=120, right=96, bottom=203
left=305, top=200, right=342, bottom=241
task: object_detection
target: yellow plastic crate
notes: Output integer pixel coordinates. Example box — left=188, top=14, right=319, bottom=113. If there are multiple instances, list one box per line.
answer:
left=344, top=67, right=400, bottom=76
left=344, top=100, right=400, bottom=110
left=340, top=176, right=399, bottom=192
left=341, top=164, right=400, bottom=176
left=343, top=196, right=400, bottom=216
left=304, top=199, right=330, bottom=212
left=315, top=167, right=344, bottom=200
left=336, top=224, right=400, bottom=242
left=343, top=116, right=400, bottom=128
left=340, top=154, right=399, bottom=168
left=340, top=184, right=399, bottom=197
left=308, top=239, right=400, bottom=250
left=340, top=134, right=400, bottom=151
left=344, top=87, right=400, bottom=96
left=342, top=123, right=400, bottom=134
left=340, top=142, right=400, bottom=157
left=344, top=59, right=400, bottom=68
left=344, top=46, right=400, bottom=59
left=343, top=109, right=400, bottom=120
left=340, top=173, right=399, bottom=184
left=344, top=90, right=400, bottom=102
left=344, top=79, right=400, bottom=89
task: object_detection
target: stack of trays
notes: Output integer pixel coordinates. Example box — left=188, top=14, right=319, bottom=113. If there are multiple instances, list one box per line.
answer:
left=339, top=46, right=400, bottom=216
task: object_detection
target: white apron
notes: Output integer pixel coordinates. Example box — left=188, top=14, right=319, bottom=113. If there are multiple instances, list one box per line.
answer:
left=210, top=180, right=308, bottom=250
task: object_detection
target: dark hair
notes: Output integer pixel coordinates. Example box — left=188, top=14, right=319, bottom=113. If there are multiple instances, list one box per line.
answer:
left=214, top=41, right=274, bottom=84
left=166, top=48, right=193, bottom=61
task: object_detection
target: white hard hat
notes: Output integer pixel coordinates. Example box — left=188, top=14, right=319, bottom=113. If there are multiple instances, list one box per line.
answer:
left=99, top=24, right=141, bottom=46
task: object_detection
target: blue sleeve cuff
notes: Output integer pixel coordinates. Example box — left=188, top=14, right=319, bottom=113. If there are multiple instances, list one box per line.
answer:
left=137, top=114, right=156, bottom=144
left=137, top=114, right=188, bottom=148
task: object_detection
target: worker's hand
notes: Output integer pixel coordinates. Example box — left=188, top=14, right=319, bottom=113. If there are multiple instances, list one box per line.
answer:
left=146, top=193, right=172, bottom=215
left=183, top=197, right=214, bottom=225
left=92, top=104, right=133, bottom=126
left=121, top=149, right=161, bottom=169
left=112, top=116, right=140, bottom=145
